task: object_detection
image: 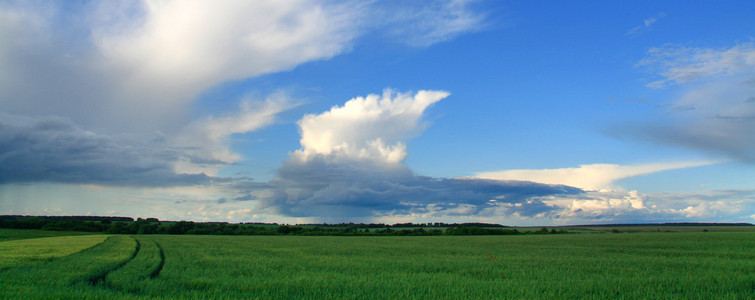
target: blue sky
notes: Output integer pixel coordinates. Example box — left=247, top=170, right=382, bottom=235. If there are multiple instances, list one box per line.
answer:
left=1, top=0, right=754, bottom=225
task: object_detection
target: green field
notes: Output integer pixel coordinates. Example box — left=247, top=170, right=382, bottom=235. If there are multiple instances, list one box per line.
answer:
left=1, top=230, right=754, bottom=299
left=0, top=228, right=99, bottom=242
left=0, top=234, right=109, bottom=269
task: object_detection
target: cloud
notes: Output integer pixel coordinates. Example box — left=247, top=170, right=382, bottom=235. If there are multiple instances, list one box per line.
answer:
left=646, top=189, right=755, bottom=220
left=92, top=0, right=361, bottom=112
left=0, top=1, right=488, bottom=185
left=626, top=12, right=665, bottom=36
left=364, top=187, right=755, bottom=225
left=537, top=189, right=753, bottom=224
left=173, top=93, right=295, bottom=176
left=0, top=182, right=304, bottom=223
left=0, top=1, right=360, bottom=187
left=0, top=1, right=485, bottom=133
left=0, top=2, right=533, bottom=223
left=0, top=114, right=211, bottom=186
left=291, top=89, right=449, bottom=165
left=226, top=90, right=731, bottom=224
left=629, top=42, right=755, bottom=161
left=638, top=42, right=755, bottom=89
left=468, top=161, right=741, bottom=224
left=227, top=90, right=583, bottom=220
left=494, top=188, right=755, bottom=225
left=377, top=0, right=487, bottom=47
left=0, top=3, right=121, bottom=128
left=253, top=165, right=583, bottom=219
left=0, top=1, right=364, bottom=133
left=3, top=105, right=742, bottom=225
left=473, top=161, right=717, bottom=191
left=529, top=189, right=755, bottom=224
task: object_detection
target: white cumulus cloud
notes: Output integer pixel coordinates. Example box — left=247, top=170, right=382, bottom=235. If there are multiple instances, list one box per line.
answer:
left=233, top=89, right=584, bottom=220
left=291, top=89, right=449, bottom=165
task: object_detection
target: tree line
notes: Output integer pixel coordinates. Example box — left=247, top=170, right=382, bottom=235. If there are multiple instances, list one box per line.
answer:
left=0, top=216, right=571, bottom=236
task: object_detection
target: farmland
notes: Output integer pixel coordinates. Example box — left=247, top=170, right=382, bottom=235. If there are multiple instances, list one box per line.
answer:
left=2, top=228, right=755, bottom=299
left=0, top=233, right=107, bottom=269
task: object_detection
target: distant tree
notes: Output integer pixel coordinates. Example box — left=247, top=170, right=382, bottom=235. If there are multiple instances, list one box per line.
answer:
left=139, top=224, right=158, bottom=234
left=168, top=221, right=195, bottom=234
left=277, top=225, right=290, bottom=234
left=107, top=222, right=128, bottom=234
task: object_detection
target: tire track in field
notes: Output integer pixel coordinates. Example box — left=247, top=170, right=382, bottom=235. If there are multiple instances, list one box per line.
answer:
left=87, top=237, right=165, bottom=295
left=85, top=236, right=140, bottom=286
left=149, top=241, right=165, bottom=279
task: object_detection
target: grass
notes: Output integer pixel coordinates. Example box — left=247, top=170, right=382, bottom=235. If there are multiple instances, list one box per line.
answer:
left=0, top=234, right=109, bottom=269
left=0, top=228, right=99, bottom=242
left=1, top=231, right=754, bottom=298
left=105, top=236, right=165, bottom=293
left=0, top=235, right=136, bottom=298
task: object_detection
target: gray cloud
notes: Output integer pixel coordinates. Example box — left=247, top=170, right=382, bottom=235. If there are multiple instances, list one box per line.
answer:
left=0, top=1, right=489, bottom=187
left=221, top=89, right=581, bottom=220
left=244, top=156, right=734, bottom=225
left=209, top=88, right=591, bottom=221
left=0, top=1, right=487, bottom=135
left=625, top=43, right=755, bottom=162
left=0, top=114, right=213, bottom=186
left=632, top=111, right=755, bottom=162
left=238, top=154, right=583, bottom=219
left=611, top=121, right=755, bottom=163
left=0, top=1, right=364, bottom=134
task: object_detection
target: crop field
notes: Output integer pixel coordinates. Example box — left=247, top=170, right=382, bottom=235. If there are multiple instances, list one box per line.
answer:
left=0, top=228, right=99, bottom=242
left=1, top=231, right=755, bottom=299
left=0, top=234, right=109, bottom=269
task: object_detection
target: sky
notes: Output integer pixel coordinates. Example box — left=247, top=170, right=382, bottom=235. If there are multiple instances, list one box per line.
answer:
left=1, top=0, right=755, bottom=225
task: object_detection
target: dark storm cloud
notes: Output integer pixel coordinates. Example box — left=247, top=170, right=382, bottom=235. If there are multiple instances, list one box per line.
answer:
left=241, top=154, right=583, bottom=218
left=0, top=114, right=214, bottom=186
